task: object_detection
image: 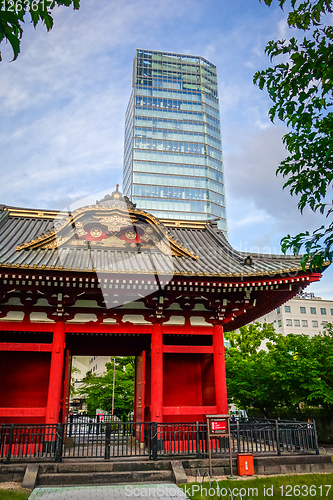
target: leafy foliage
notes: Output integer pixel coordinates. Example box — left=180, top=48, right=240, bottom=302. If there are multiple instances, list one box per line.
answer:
left=0, top=0, right=80, bottom=61
left=78, top=356, right=135, bottom=417
left=225, top=322, right=333, bottom=418
left=260, top=0, right=333, bottom=29
left=70, top=363, right=81, bottom=398
left=225, top=323, right=280, bottom=417
left=255, top=0, right=333, bottom=269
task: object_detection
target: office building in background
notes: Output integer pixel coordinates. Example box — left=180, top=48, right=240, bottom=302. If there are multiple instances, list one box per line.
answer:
left=257, top=294, right=333, bottom=337
left=123, top=49, right=227, bottom=234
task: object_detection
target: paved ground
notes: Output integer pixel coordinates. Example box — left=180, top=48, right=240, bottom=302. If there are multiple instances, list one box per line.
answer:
left=29, top=484, right=187, bottom=500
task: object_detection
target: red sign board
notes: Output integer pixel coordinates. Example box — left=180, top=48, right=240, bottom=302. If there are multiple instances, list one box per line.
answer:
left=211, top=420, right=227, bottom=433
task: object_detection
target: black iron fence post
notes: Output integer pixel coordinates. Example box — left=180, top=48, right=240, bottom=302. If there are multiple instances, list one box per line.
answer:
left=276, top=420, right=281, bottom=456
left=151, top=422, right=158, bottom=461
left=195, top=421, right=200, bottom=459
left=96, top=414, right=100, bottom=436
left=313, top=419, right=319, bottom=455
left=105, top=423, right=111, bottom=460
left=68, top=413, right=73, bottom=437
left=6, top=424, right=14, bottom=464
left=236, top=420, right=240, bottom=453
left=55, top=424, right=64, bottom=463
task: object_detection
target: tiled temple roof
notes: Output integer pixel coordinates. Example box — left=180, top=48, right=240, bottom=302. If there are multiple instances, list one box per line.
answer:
left=0, top=191, right=313, bottom=279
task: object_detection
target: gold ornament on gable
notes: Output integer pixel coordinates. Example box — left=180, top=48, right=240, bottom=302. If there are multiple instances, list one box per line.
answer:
left=126, top=231, right=136, bottom=240
left=90, top=227, right=103, bottom=238
left=102, top=236, right=126, bottom=247
left=93, top=214, right=135, bottom=232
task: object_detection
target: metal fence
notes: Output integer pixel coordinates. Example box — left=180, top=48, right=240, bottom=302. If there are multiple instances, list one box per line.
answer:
left=0, top=419, right=319, bottom=463
left=0, top=424, right=61, bottom=463
left=64, top=421, right=150, bottom=459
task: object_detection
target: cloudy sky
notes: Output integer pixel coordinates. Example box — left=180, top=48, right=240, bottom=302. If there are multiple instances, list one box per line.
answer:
left=1, top=0, right=332, bottom=298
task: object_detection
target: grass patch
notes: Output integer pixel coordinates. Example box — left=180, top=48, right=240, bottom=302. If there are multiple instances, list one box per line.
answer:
left=180, top=473, right=333, bottom=499
left=0, top=490, right=30, bottom=500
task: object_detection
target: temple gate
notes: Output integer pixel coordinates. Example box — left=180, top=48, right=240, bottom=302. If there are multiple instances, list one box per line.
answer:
left=0, top=191, right=326, bottom=425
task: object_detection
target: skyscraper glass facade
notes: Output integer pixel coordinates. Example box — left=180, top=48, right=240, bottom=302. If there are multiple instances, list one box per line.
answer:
left=123, top=49, right=227, bottom=234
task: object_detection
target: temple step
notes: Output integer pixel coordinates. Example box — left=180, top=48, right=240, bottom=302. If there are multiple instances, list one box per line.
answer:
left=37, top=460, right=174, bottom=486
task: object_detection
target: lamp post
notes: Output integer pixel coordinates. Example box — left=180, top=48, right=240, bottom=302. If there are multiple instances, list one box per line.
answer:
left=111, top=357, right=116, bottom=421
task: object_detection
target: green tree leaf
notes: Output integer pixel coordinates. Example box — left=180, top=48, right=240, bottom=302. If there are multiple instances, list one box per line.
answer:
left=0, top=0, right=80, bottom=61
left=78, top=356, right=135, bottom=417
left=226, top=322, right=333, bottom=418
left=255, top=1, right=333, bottom=270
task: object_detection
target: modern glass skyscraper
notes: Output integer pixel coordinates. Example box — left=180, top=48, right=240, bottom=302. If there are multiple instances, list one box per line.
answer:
left=123, top=49, right=227, bottom=234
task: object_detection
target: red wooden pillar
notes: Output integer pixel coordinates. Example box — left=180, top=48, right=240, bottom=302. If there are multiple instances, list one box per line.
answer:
left=61, top=350, right=72, bottom=424
left=150, top=323, right=163, bottom=422
left=213, top=324, right=228, bottom=414
left=45, top=322, right=66, bottom=424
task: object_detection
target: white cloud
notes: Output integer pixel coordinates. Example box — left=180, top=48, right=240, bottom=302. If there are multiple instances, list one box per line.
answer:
left=277, top=18, right=289, bottom=38
left=230, top=212, right=272, bottom=230
left=254, top=119, right=271, bottom=130
left=224, top=125, right=329, bottom=252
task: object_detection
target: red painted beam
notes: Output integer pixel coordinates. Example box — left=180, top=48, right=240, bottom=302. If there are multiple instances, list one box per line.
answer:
left=0, top=343, right=52, bottom=352
left=163, top=346, right=213, bottom=353
left=0, top=321, right=54, bottom=332
left=163, top=406, right=217, bottom=415
left=0, top=407, right=46, bottom=417
left=65, top=323, right=153, bottom=334
left=0, top=320, right=153, bottom=335
left=0, top=320, right=214, bottom=336
left=162, top=325, right=213, bottom=335
left=66, top=324, right=214, bottom=335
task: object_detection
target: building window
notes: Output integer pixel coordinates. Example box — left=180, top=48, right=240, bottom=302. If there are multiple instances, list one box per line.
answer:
left=301, top=320, right=308, bottom=327
left=321, top=308, right=327, bottom=315
left=294, top=319, right=300, bottom=327
left=312, top=320, right=318, bottom=327
left=300, top=307, right=306, bottom=314
left=322, top=321, right=328, bottom=326
left=331, top=309, right=333, bottom=315
left=285, top=305, right=291, bottom=313
left=310, top=307, right=316, bottom=314
left=277, top=307, right=280, bottom=314
left=286, top=319, right=292, bottom=326
left=278, top=320, right=282, bottom=327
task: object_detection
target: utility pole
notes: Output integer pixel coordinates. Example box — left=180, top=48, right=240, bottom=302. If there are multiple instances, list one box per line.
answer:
left=111, top=358, right=116, bottom=421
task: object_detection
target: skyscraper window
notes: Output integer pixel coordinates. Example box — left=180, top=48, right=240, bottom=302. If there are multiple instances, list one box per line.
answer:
left=123, top=49, right=227, bottom=235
